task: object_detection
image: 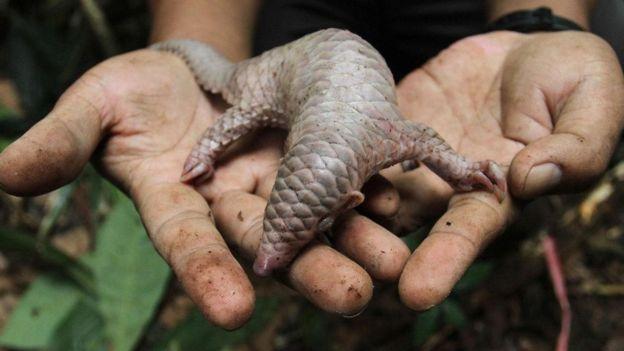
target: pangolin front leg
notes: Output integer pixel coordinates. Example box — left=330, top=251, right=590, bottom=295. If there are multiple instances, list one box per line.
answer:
left=181, top=106, right=282, bottom=184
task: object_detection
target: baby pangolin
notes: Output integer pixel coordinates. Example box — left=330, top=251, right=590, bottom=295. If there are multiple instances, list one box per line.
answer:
left=151, top=29, right=507, bottom=277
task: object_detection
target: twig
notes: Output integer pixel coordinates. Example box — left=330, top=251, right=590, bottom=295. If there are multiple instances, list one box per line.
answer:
left=0, top=226, right=95, bottom=294
left=576, top=283, right=624, bottom=296
left=577, top=160, right=624, bottom=224
left=79, top=0, right=120, bottom=56
left=422, top=325, right=454, bottom=351
left=543, top=234, right=571, bottom=351
left=37, top=183, right=76, bottom=242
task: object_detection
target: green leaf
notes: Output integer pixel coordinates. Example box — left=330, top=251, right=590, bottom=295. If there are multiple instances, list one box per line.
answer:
left=0, top=226, right=94, bottom=293
left=0, top=118, right=28, bottom=139
left=49, top=298, right=107, bottom=351
left=0, top=274, right=82, bottom=349
left=0, top=98, right=25, bottom=138
left=0, top=138, right=11, bottom=152
left=0, top=105, right=16, bottom=120
left=7, top=12, right=58, bottom=121
left=91, top=195, right=170, bottom=351
left=402, top=225, right=430, bottom=251
left=154, top=297, right=279, bottom=351
left=441, top=299, right=467, bottom=328
left=72, top=165, right=116, bottom=215
left=412, top=307, right=441, bottom=347
left=454, top=261, right=493, bottom=293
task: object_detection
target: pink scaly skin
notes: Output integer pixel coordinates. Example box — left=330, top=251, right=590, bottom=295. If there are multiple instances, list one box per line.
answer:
left=151, top=29, right=507, bottom=277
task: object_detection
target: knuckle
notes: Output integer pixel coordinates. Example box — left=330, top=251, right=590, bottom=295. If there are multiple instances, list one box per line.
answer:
left=237, top=212, right=264, bottom=254
left=62, top=71, right=110, bottom=120
left=153, top=211, right=223, bottom=263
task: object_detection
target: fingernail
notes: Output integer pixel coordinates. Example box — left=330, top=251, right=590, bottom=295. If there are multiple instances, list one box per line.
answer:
left=523, top=163, right=562, bottom=197
left=341, top=301, right=370, bottom=318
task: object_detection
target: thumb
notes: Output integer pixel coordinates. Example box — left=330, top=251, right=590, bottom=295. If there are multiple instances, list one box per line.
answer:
left=506, top=63, right=624, bottom=199
left=0, top=74, right=110, bottom=196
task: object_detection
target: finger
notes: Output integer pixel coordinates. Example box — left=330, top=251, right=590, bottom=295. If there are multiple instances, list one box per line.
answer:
left=0, top=75, right=108, bottom=196
left=399, top=192, right=514, bottom=310
left=504, top=37, right=624, bottom=198
left=288, top=243, right=373, bottom=316
left=509, top=84, right=624, bottom=198
left=332, top=211, right=410, bottom=282
left=134, top=182, right=254, bottom=330
left=254, top=165, right=278, bottom=200
left=212, top=190, right=373, bottom=316
left=379, top=164, right=453, bottom=234
left=358, top=174, right=400, bottom=217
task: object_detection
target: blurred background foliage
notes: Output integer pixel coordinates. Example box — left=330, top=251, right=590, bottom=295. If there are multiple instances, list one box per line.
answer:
left=0, top=0, right=623, bottom=350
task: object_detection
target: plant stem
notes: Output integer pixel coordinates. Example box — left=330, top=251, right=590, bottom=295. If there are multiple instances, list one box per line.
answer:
left=79, top=0, right=119, bottom=56
left=543, top=234, right=571, bottom=351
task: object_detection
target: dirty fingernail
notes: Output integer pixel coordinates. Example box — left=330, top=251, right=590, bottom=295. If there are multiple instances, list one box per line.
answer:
left=523, top=163, right=562, bottom=198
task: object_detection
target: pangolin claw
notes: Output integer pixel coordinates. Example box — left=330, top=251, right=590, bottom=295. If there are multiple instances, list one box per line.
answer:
left=471, top=160, right=507, bottom=202
left=180, top=158, right=213, bottom=184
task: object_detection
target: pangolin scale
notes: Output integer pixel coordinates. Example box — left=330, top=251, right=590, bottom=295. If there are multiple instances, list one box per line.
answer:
left=151, top=29, right=506, bottom=276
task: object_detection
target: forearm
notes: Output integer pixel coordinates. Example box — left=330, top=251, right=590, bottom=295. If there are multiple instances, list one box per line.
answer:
left=148, top=0, right=260, bottom=61
left=486, top=0, right=597, bottom=29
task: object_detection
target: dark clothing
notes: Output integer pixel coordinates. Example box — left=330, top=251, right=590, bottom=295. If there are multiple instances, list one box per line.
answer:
left=253, top=0, right=485, bottom=81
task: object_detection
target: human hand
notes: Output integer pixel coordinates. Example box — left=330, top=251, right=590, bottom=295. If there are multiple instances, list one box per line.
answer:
left=385, top=30, right=624, bottom=310
left=0, top=49, right=411, bottom=328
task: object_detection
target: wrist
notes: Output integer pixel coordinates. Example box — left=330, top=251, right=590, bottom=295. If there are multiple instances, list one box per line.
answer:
left=487, top=0, right=596, bottom=30
left=486, top=7, right=585, bottom=33
left=148, top=0, right=260, bottom=62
